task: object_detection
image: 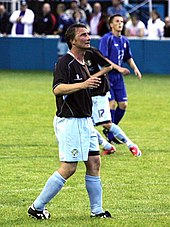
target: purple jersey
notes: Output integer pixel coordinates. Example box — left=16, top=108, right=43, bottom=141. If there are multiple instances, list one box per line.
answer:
left=99, top=32, right=132, bottom=82
left=99, top=32, right=132, bottom=102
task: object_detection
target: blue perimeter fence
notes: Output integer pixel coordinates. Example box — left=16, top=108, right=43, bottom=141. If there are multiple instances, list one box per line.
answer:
left=0, top=36, right=170, bottom=74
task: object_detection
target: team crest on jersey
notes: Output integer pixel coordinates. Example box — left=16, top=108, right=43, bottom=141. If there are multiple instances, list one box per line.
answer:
left=85, top=60, right=92, bottom=67
left=72, top=149, right=78, bottom=158
left=74, top=74, right=83, bottom=81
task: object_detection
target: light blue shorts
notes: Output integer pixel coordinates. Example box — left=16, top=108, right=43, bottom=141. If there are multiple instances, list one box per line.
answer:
left=53, top=116, right=99, bottom=162
left=92, top=92, right=111, bottom=126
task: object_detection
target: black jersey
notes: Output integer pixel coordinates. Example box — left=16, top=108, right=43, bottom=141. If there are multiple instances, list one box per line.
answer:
left=53, top=53, right=92, bottom=118
left=85, top=47, right=111, bottom=96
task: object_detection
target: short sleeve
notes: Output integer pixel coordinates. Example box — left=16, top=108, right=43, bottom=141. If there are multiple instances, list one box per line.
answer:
left=123, top=39, right=133, bottom=62
left=52, top=59, right=69, bottom=90
left=99, top=35, right=109, bottom=58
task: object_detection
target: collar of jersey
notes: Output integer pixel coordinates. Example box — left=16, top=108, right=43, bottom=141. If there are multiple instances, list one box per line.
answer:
left=68, top=51, right=85, bottom=65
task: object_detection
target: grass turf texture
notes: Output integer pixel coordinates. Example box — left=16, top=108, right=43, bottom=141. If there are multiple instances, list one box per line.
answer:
left=0, top=71, right=170, bottom=227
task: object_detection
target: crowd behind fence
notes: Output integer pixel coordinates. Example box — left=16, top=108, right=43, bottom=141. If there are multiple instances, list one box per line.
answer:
left=0, top=0, right=170, bottom=39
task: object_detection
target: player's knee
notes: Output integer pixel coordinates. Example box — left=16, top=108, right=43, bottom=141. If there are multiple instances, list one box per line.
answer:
left=58, top=163, right=77, bottom=179
left=109, top=100, right=116, bottom=109
left=86, top=156, right=101, bottom=175
left=103, top=122, right=112, bottom=130
left=68, top=166, right=77, bottom=176
left=119, top=102, right=128, bottom=110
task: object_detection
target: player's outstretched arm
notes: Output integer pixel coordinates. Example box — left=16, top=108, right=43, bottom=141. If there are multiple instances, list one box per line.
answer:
left=127, top=58, right=142, bottom=80
left=104, top=57, right=130, bottom=76
left=91, top=65, right=113, bottom=78
left=53, top=77, right=101, bottom=96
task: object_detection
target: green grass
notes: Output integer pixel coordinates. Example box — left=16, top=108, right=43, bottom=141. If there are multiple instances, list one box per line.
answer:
left=0, top=71, right=170, bottom=227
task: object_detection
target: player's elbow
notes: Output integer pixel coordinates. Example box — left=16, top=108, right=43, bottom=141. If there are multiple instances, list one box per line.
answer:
left=53, top=85, right=62, bottom=96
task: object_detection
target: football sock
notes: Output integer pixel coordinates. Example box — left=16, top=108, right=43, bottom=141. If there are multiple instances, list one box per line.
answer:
left=33, top=171, right=66, bottom=211
left=110, top=109, right=115, bottom=123
left=85, top=175, right=103, bottom=214
left=108, top=109, right=116, bottom=141
left=95, top=128, right=112, bottom=150
left=114, top=107, right=126, bottom=125
left=103, top=142, right=113, bottom=150
left=109, top=123, right=133, bottom=147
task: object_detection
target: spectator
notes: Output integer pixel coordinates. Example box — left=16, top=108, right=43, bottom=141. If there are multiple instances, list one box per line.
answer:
left=164, top=16, right=170, bottom=37
left=65, top=0, right=86, bottom=21
left=125, top=14, right=146, bottom=37
left=89, top=2, right=109, bottom=36
left=71, top=10, right=88, bottom=25
left=0, top=4, right=11, bottom=36
left=33, top=3, right=56, bottom=36
left=147, top=9, right=165, bottom=39
left=9, top=1, right=34, bottom=36
left=80, top=0, right=92, bottom=21
left=107, top=0, right=129, bottom=21
left=54, top=3, right=73, bottom=57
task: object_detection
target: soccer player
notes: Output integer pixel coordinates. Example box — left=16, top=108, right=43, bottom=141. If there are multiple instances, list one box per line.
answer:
left=28, top=24, right=112, bottom=219
left=99, top=14, right=142, bottom=143
left=85, top=47, right=142, bottom=156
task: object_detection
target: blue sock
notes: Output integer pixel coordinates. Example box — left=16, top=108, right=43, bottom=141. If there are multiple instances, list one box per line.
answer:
left=114, top=107, right=126, bottom=125
left=34, top=171, right=66, bottom=211
left=110, top=109, right=115, bottom=123
left=109, top=123, right=133, bottom=146
left=108, top=131, right=114, bottom=142
left=95, top=128, right=112, bottom=150
left=85, top=175, right=103, bottom=214
left=108, top=109, right=116, bottom=141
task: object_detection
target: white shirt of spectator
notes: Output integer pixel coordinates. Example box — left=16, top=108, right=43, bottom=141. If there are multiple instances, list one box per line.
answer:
left=90, top=12, right=101, bottom=35
left=147, top=18, right=165, bottom=39
left=9, top=9, right=35, bottom=36
left=125, top=20, right=146, bottom=36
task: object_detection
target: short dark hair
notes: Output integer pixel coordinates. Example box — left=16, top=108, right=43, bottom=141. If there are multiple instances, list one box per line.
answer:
left=109, top=14, right=123, bottom=24
left=65, top=23, right=87, bottom=49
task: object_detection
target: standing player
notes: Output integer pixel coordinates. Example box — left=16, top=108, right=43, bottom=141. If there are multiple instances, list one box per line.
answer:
left=99, top=14, right=142, bottom=143
left=28, top=24, right=112, bottom=219
left=85, top=47, right=142, bottom=156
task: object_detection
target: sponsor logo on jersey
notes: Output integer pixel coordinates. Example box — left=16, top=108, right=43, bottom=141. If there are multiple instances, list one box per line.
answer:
left=74, top=74, right=83, bottom=81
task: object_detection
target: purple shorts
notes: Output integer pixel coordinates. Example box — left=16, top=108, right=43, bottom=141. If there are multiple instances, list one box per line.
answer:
left=109, top=74, right=127, bottom=102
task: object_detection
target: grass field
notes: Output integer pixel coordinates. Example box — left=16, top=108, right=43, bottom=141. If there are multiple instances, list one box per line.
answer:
left=0, top=71, right=170, bottom=227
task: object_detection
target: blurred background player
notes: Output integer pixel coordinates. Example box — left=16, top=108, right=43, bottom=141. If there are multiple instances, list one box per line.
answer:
left=107, top=0, right=129, bottom=20
left=0, top=4, right=11, bottom=36
left=65, top=0, right=86, bottom=22
left=85, top=47, right=142, bottom=157
left=9, top=0, right=34, bottom=36
left=125, top=13, right=146, bottom=37
left=80, top=0, right=92, bottom=21
left=54, top=3, right=73, bottom=58
left=99, top=14, right=142, bottom=143
left=89, top=2, right=109, bottom=36
left=147, top=9, right=165, bottom=39
left=33, top=3, right=56, bottom=36
left=164, top=16, right=170, bottom=37
left=71, top=10, right=88, bottom=26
